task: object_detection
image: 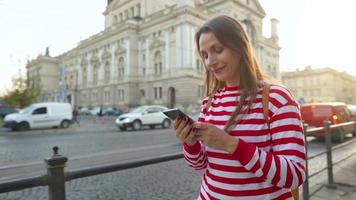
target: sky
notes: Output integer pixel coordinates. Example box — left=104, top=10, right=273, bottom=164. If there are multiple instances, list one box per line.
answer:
left=1, top=0, right=356, bottom=95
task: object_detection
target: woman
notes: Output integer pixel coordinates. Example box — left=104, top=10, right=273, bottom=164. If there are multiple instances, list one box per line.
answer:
left=173, top=16, right=305, bottom=200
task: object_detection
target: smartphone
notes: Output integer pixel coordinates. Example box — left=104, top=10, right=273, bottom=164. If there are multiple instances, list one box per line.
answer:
left=163, top=108, right=194, bottom=122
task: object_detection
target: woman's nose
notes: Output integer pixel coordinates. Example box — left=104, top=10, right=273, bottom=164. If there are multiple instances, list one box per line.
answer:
left=206, top=55, right=217, bottom=66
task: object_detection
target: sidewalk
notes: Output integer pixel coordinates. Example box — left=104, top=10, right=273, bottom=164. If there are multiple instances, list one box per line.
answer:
left=308, top=153, right=356, bottom=200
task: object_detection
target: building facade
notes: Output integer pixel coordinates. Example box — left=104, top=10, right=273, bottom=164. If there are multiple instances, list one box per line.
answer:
left=26, top=0, right=280, bottom=112
left=282, top=66, right=356, bottom=104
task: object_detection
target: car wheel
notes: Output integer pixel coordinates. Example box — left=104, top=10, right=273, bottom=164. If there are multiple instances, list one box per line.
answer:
left=119, top=127, right=126, bottom=131
left=18, top=122, right=30, bottom=131
left=132, top=120, right=142, bottom=131
left=162, top=119, right=171, bottom=128
left=60, top=120, right=70, bottom=128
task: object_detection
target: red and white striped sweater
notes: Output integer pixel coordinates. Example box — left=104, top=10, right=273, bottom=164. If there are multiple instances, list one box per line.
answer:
left=184, top=84, right=306, bottom=200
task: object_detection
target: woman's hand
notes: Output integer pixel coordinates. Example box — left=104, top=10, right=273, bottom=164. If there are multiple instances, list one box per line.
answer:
left=193, top=122, right=239, bottom=153
left=172, top=116, right=198, bottom=146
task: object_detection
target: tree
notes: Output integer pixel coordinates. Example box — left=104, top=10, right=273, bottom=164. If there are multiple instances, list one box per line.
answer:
left=3, top=74, right=42, bottom=108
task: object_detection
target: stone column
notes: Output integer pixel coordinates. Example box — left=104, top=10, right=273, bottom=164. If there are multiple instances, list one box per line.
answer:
left=165, top=31, right=170, bottom=70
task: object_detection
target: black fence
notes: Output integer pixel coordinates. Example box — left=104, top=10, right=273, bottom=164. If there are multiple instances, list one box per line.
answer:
left=0, top=121, right=355, bottom=200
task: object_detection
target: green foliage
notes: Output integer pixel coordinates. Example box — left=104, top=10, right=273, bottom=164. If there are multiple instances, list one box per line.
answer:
left=0, top=118, right=3, bottom=128
left=3, top=75, right=42, bottom=108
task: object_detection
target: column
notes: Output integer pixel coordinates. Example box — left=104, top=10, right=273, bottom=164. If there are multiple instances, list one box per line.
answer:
left=111, top=44, right=116, bottom=80
left=98, top=49, right=104, bottom=84
left=87, top=55, right=92, bottom=84
left=145, top=37, right=150, bottom=73
left=126, top=39, right=131, bottom=76
left=175, top=24, right=182, bottom=68
left=165, top=31, right=170, bottom=70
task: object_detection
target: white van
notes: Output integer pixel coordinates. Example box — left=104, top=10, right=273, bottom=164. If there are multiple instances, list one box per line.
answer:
left=4, top=102, right=72, bottom=131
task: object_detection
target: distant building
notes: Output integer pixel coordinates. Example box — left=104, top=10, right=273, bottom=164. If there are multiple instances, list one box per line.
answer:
left=282, top=66, right=356, bottom=104
left=26, top=56, right=60, bottom=102
left=26, top=0, right=280, bottom=112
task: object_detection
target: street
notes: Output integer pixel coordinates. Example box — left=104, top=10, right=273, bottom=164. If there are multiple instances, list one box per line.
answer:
left=1, top=116, right=356, bottom=199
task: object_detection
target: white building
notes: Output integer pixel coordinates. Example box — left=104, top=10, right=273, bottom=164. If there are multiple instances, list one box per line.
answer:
left=26, top=0, right=280, bottom=112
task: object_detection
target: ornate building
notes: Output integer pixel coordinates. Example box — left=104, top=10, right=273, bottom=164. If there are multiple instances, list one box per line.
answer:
left=282, top=66, right=356, bottom=104
left=26, top=0, right=280, bottom=112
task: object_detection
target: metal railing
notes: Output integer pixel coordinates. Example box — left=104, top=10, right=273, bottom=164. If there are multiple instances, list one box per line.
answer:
left=302, top=121, right=356, bottom=200
left=0, top=121, right=355, bottom=200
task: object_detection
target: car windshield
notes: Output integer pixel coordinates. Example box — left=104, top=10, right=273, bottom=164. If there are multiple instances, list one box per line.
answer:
left=130, top=106, right=147, bottom=113
left=19, top=105, right=35, bottom=114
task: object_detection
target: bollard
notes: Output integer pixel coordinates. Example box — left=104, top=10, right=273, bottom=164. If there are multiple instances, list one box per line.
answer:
left=323, top=121, right=336, bottom=189
left=45, top=146, right=68, bottom=200
left=302, top=123, right=309, bottom=200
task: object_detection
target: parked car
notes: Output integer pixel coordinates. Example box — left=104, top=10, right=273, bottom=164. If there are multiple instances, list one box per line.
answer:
left=90, top=107, right=101, bottom=116
left=103, top=107, right=123, bottom=116
left=3, top=102, right=72, bottom=131
left=78, top=107, right=91, bottom=115
left=115, top=105, right=170, bottom=131
left=0, top=106, right=17, bottom=119
left=300, top=102, right=353, bottom=142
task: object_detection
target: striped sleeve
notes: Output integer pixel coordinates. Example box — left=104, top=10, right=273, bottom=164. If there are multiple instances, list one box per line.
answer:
left=183, top=97, right=209, bottom=170
left=231, top=86, right=306, bottom=189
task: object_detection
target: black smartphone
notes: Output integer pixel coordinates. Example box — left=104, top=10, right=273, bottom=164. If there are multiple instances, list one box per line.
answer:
left=163, top=108, right=194, bottom=122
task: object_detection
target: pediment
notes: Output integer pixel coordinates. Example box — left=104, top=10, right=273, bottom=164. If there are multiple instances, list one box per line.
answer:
left=90, top=55, right=100, bottom=65
left=115, top=45, right=126, bottom=55
left=102, top=49, right=111, bottom=60
left=149, top=39, right=165, bottom=49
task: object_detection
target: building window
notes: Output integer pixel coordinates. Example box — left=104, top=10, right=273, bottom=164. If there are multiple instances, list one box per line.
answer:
left=118, top=57, right=125, bottom=78
left=104, top=91, right=110, bottom=103
left=154, top=87, right=162, bottom=99
left=117, top=89, right=125, bottom=101
left=140, top=89, right=145, bottom=97
left=142, top=54, right=146, bottom=75
left=137, top=4, right=141, bottom=16
left=104, top=61, right=110, bottom=83
left=93, top=64, right=99, bottom=85
left=82, top=67, right=87, bottom=86
left=113, top=15, right=118, bottom=25
left=125, top=10, right=129, bottom=19
left=154, top=51, right=162, bottom=75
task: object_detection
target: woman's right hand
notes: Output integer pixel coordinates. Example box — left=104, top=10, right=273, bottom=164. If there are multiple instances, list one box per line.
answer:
left=172, top=116, right=197, bottom=146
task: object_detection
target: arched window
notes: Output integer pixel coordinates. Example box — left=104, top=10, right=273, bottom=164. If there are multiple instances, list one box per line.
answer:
left=154, top=51, right=162, bottom=75
left=118, top=57, right=125, bottom=78
left=104, top=61, right=110, bottom=82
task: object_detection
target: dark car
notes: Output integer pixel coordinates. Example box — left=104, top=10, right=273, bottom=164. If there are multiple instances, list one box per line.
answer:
left=0, top=106, right=17, bottom=119
left=103, top=107, right=123, bottom=116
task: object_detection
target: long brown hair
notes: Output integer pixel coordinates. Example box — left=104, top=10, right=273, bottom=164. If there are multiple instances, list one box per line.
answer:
left=195, top=15, right=265, bottom=132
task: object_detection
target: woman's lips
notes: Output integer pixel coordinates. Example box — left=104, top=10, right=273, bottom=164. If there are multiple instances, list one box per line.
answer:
left=212, top=66, right=225, bottom=74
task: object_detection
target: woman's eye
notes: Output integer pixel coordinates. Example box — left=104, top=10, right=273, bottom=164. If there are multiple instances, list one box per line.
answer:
left=215, top=47, right=223, bottom=53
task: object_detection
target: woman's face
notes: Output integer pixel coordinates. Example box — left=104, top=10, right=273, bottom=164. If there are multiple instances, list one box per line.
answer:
left=199, top=31, right=241, bottom=86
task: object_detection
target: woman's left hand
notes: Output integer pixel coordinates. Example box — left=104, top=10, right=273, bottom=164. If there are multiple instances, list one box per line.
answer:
left=193, top=122, right=239, bottom=153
